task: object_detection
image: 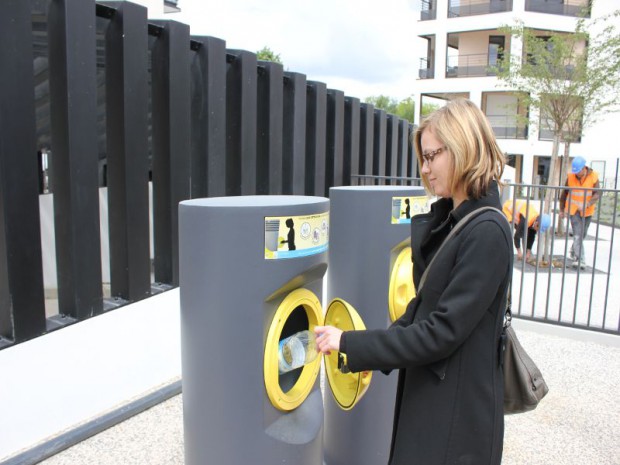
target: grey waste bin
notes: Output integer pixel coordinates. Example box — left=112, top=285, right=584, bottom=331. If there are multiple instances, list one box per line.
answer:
left=179, top=195, right=330, bottom=465
left=324, top=185, right=428, bottom=465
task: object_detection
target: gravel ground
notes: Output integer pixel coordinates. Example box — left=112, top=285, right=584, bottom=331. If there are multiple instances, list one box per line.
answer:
left=40, top=327, right=619, bottom=465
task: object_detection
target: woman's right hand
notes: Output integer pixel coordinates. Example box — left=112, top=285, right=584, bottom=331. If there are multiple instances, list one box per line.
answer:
left=314, top=326, right=343, bottom=355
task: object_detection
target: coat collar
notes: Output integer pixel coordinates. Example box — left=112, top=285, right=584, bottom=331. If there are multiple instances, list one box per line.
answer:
left=411, top=181, right=502, bottom=266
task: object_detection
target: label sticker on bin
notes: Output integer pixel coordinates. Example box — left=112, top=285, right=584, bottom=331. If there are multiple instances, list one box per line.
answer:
left=391, top=196, right=431, bottom=224
left=264, top=212, right=329, bottom=259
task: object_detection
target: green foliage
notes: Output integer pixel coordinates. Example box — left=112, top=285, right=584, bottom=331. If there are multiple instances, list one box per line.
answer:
left=365, top=95, right=415, bottom=123
left=256, top=46, right=283, bottom=65
left=421, top=102, right=440, bottom=118
left=496, top=9, right=620, bottom=139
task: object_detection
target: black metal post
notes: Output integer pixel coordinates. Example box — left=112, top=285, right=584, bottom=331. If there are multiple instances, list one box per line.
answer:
left=373, top=109, right=387, bottom=183
left=326, top=89, right=345, bottom=196
left=343, top=97, right=361, bottom=186
left=282, top=72, right=307, bottom=195
left=105, top=2, right=151, bottom=302
left=48, top=0, right=103, bottom=319
left=150, top=20, right=191, bottom=286
left=0, top=0, right=47, bottom=343
left=359, top=103, right=374, bottom=178
left=305, top=81, right=327, bottom=196
left=385, top=115, right=398, bottom=184
left=397, top=119, right=408, bottom=182
left=257, top=61, right=284, bottom=195
left=225, top=50, right=257, bottom=196
left=190, top=36, right=227, bottom=198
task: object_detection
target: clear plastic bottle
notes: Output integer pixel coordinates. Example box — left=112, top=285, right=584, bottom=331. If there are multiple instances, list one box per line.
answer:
left=278, top=330, right=319, bottom=374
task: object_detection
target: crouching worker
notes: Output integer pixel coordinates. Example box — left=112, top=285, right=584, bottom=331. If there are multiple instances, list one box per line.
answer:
left=502, top=199, right=550, bottom=261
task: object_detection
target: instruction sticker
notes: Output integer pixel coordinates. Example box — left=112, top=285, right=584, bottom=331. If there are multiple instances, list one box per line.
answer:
left=391, top=196, right=431, bottom=224
left=265, top=212, right=329, bottom=260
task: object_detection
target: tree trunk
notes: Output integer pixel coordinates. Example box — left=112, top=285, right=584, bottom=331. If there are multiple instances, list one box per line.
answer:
left=541, top=134, right=561, bottom=263
left=556, top=142, right=572, bottom=236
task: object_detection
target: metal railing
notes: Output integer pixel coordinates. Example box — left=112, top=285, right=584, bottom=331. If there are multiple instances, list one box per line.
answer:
left=448, top=0, right=513, bottom=18
left=504, top=183, right=619, bottom=335
left=418, top=58, right=435, bottom=79
left=485, top=114, right=528, bottom=139
left=420, top=0, right=437, bottom=20
left=446, top=53, right=499, bottom=78
left=525, top=0, right=591, bottom=17
left=351, top=175, right=619, bottom=335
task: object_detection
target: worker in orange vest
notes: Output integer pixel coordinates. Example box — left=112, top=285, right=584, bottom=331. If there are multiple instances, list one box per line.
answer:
left=502, top=199, right=551, bottom=261
left=559, top=156, right=600, bottom=270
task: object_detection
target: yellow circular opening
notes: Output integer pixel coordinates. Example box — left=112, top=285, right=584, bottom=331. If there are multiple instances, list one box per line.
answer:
left=264, top=288, right=323, bottom=411
left=388, top=247, right=416, bottom=322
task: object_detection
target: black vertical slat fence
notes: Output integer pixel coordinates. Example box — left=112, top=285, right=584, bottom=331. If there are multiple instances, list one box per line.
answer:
left=0, top=0, right=47, bottom=344
left=105, top=1, right=151, bottom=303
left=305, top=81, right=327, bottom=197
left=48, top=0, right=103, bottom=320
left=0, top=0, right=415, bottom=347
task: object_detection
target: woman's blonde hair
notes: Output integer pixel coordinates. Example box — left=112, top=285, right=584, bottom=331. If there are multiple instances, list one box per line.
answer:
left=414, top=98, right=505, bottom=200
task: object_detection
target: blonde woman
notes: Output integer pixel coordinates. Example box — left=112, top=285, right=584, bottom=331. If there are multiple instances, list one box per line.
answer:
left=316, top=99, right=512, bottom=465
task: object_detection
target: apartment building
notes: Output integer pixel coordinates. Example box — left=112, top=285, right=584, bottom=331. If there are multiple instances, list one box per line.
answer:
left=412, top=0, right=620, bottom=186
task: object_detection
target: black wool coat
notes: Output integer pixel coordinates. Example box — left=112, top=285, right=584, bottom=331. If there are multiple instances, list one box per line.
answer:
left=342, top=185, right=513, bottom=465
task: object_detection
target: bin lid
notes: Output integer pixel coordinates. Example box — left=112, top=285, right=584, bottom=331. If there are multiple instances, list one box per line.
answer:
left=388, top=246, right=416, bottom=322
left=324, top=298, right=372, bottom=411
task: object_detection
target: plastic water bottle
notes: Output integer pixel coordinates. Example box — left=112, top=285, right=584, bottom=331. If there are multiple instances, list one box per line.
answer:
left=278, top=330, right=319, bottom=374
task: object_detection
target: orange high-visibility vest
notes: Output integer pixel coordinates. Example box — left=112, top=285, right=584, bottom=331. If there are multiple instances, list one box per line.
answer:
left=566, top=170, right=598, bottom=217
left=502, top=200, right=538, bottom=227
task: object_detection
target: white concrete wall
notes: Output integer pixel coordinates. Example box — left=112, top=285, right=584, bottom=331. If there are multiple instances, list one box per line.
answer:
left=0, top=289, right=181, bottom=462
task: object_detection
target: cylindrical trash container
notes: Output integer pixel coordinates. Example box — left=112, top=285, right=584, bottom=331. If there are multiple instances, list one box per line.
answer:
left=179, top=195, right=330, bottom=465
left=324, top=185, right=429, bottom=465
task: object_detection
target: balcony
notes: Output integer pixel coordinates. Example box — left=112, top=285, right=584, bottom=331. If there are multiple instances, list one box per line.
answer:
left=448, top=0, right=513, bottom=18
left=525, top=0, right=591, bottom=18
left=419, top=58, right=435, bottom=79
left=446, top=53, right=501, bottom=78
left=420, top=0, right=437, bottom=20
left=486, top=114, right=528, bottom=139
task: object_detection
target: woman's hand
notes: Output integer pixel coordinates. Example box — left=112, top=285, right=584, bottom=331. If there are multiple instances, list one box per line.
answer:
left=314, top=326, right=343, bottom=355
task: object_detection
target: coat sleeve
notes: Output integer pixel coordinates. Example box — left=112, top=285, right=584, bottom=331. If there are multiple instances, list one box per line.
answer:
left=342, top=220, right=510, bottom=373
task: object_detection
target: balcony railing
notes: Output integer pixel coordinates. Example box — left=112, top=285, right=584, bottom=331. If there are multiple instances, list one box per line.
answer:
left=446, top=53, right=501, bottom=78
left=419, top=58, right=435, bottom=79
left=486, top=114, right=528, bottom=139
left=448, top=0, right=513, bottom=18
left=525, top=0, right=590, bottom=17
left=421, top=0, right=437, bottom=20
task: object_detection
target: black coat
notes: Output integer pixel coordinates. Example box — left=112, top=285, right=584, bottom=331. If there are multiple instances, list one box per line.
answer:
left=342, top=185, right=512, bottom=465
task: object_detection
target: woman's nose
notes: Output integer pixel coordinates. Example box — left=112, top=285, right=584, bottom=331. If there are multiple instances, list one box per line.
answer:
left=421, top=161, right=430, bottom=175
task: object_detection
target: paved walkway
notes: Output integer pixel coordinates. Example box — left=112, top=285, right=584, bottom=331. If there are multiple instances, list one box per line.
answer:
left=39, top=323, right=620, bottom=465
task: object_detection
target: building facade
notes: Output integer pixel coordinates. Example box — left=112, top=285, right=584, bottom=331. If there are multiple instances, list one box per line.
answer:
left=412, top=0, right=620, bottom=187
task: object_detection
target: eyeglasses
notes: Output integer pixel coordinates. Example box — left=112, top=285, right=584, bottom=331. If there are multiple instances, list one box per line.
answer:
left=421, top=146, right=447, bottom=165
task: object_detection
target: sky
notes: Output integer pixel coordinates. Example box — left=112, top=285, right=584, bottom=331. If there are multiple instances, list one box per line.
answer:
left=157, top=0, right=424, bottom=101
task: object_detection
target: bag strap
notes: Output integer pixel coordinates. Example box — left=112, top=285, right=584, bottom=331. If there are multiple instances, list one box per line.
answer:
left=417, top=206, right=505, bottom=294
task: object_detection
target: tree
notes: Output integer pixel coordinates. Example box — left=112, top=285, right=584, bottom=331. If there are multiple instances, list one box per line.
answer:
left=365, top=95, right=415, bottom=123
left=496, top=8, right=620, bottom=261
left=256, top=46, right=283, bottom=65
